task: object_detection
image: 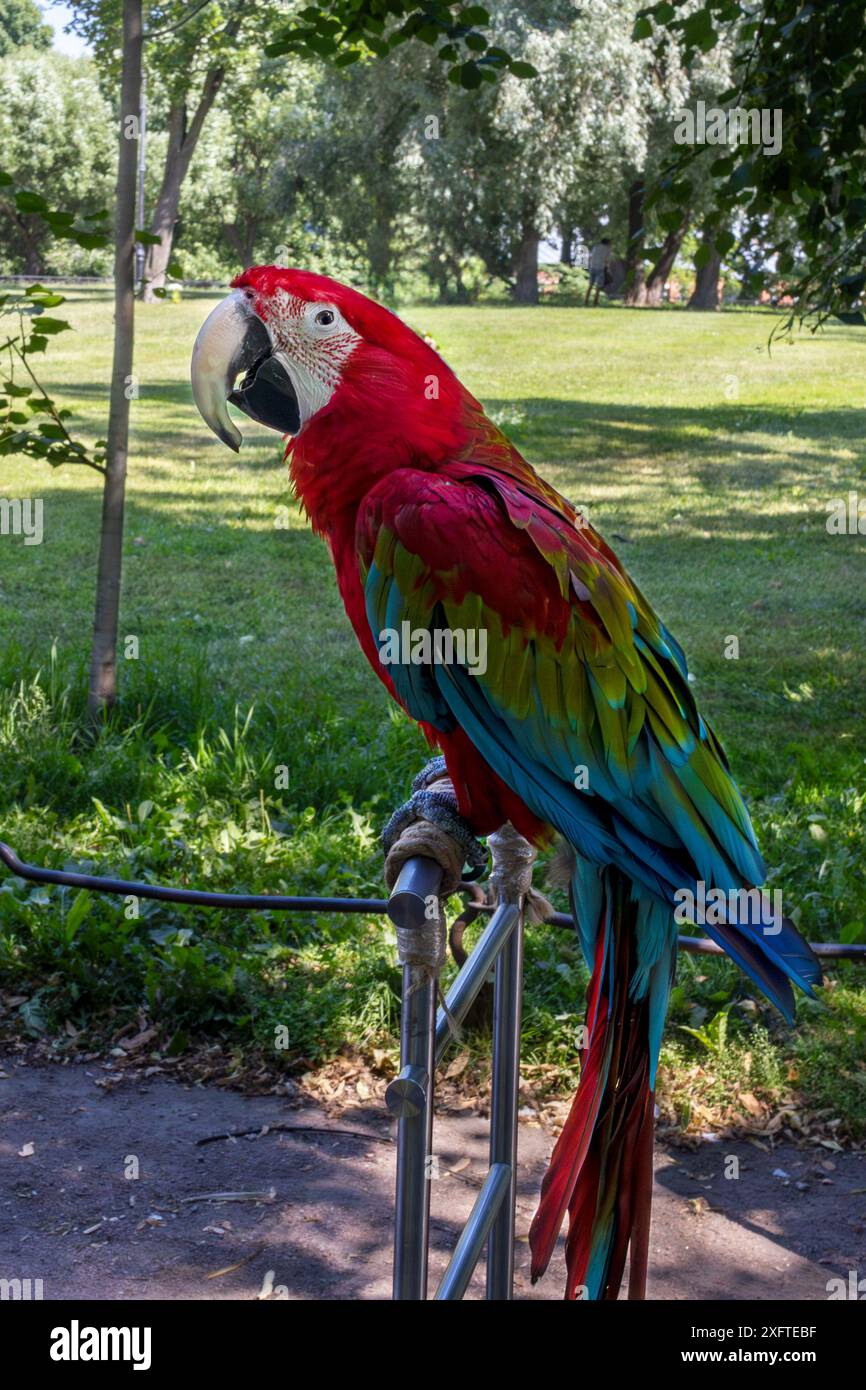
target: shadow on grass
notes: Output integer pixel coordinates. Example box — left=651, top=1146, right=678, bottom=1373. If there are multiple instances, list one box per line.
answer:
left=51, top=382, right=866, bottom=482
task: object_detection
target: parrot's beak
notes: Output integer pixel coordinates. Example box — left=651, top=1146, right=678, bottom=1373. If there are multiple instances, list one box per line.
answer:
left=190, top=290, right=301, bottom=451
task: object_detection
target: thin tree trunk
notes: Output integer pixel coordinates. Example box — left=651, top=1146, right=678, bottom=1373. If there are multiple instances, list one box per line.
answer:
left=22, top=231, right=43, bottom=276
left=87, top=0, right=142, bottom=718
left=513, top=226, right=540, bottom=304
left=367, top=210, right=393, bottom=295
left=623, top=176, right=647, bottom=306
left=223, top=220, right=258, bottom=269
left=688, top=233, right=723, bottom=309
left=559, top=225, right=574, bottom=266
left=140, top=32, right=237, bottom=302
left=644, top=212, right=690, bottom=306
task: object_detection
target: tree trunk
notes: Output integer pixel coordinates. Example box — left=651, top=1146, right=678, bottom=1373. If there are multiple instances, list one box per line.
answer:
left=367, top=211, right=393, bottom=296
left=87, top=0, right=142, bottom=717
left=688, top=234, right=723, bottom=310
left=140, top=33, right=237, bottom=302
left=559, top=226, right=575, bottom=266
left=11, top=212, right=44, bottom=275
left=622, top=176, right=647, bottom=306
left=22, top=238, right=43, bottom=277
left=644, top=211, right=690, bottom=306
left=223, top=220, right=258, bottom=270
left=513, top=226, right=540, bottom=304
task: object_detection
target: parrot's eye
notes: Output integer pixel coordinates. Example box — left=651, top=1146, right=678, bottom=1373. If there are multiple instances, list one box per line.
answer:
left=314, top=309, right=335, bottom=326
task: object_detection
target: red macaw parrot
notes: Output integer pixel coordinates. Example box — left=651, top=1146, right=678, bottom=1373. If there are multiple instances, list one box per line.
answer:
left=191, top=267, right=822, bottom=1301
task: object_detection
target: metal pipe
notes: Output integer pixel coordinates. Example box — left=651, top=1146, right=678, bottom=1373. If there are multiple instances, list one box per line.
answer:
left=484, top=824, right=534, bottom=1301
left=0, top=841, right=391, bottom=916
left=486, top=903, right=525, bottom=1299
left=434, top=902, right=519, bottom=1066
left=389, top=965, right=436, bottom=1300
left=434, top=1163, right=511, bottom=1301
left=387, top=856, right=443, bottom=931
left=2, top=843, right=863, bottom=958
left=386, top=856, right=443, bottom=1301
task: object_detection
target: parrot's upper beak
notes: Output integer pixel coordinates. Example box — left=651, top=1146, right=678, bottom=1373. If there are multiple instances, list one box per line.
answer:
left=190, top=290, right=301, bottom=451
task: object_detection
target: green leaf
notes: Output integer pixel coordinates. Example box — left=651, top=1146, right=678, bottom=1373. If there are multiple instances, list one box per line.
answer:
left=729, top=160, right=756, bottom=191
left=508, top=60, right=538, bottom=78
left=460, top=5, right=491, bottom=23
left=44, top=210, right=75, bottom=228
left=135, top=229, right=161, bottom=246
left=69, top=231, right=109, bottom=250
left=458, top=61, right=482, bottom=89
left=15, top=190, right=50, bottom=214
left=64, top=890, right=92, bottom=943
left=682, top=8, right=717, bottom=51
left=694, top=243, right=712, bottom=268
left=659, top=208, right=685, bottom=232
left=28, top=317, right=69, bottom=335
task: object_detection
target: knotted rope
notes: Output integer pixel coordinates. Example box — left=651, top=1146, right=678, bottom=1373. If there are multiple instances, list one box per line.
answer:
left=382, top=757, right=488, bottom=979
left=382, top=760, right=553, bottom=978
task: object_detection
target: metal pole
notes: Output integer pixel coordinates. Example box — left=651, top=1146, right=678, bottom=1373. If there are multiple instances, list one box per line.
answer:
left=485, top=824, right=535, bottom=1300
left=2, top=844, right=863, bottom=958
left=434, top=901, right=519, bottom=1066
left=434, top=1163, right=511, bottom=1300
left=385, top=856, right=442, bottom=1300
left=135, top=71, right=147, bottom=291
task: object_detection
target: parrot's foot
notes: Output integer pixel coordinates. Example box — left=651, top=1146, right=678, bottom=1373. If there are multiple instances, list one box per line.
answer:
left=381, top=756, right=489, bottom=893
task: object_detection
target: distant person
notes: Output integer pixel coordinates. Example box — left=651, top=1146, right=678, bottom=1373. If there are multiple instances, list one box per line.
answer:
left=585, top=238, right=612, bottom=306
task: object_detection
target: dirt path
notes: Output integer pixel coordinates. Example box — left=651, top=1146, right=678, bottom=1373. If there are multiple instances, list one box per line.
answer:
left=1, top=1054, right=864, bottom=1301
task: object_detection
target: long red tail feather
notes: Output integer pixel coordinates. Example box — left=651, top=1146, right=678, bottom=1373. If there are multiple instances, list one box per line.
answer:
left=529, top=871, right=667, bottom=1300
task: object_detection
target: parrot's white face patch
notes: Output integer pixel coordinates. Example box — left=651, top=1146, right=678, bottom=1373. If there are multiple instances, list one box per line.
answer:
left=244, top=286, right=360, bottom=425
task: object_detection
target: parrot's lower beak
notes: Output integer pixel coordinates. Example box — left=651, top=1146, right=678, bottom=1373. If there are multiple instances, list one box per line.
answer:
left=190, top=290, right=300, bottom=452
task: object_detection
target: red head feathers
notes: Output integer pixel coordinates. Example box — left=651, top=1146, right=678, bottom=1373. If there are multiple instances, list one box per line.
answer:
left=186, top=266, right=468, bottom=528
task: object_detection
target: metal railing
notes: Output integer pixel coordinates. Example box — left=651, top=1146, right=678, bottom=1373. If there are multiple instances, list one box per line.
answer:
left=385, top=837, right=527, bottom=1300
left=1, top=834, right=864, bottom=1304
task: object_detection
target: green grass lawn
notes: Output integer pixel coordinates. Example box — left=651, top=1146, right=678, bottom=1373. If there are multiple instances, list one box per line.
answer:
left=1, top=288, right=865, bottom=1134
